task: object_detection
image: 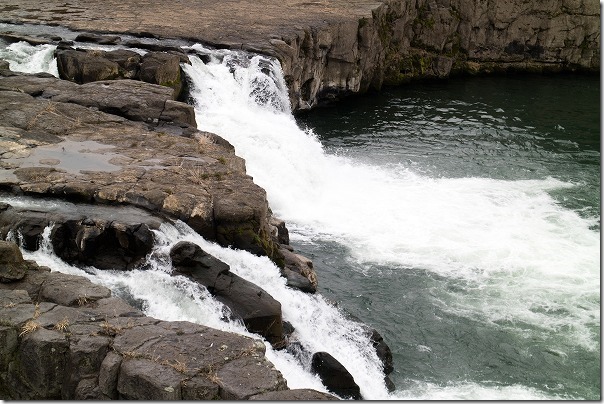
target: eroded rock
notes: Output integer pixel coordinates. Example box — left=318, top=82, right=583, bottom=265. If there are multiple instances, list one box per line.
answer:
left=0, top=241, right=296, bottom=400
left=170, top=241, right=285, bottom=347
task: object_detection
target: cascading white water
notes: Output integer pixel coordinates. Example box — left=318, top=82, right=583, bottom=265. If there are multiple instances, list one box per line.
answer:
left=0, top=41, right=58, bottom=76
left=2, top=39, right=599, bottom=400
left=181, top=44, right=599, bottom=371
left=13, top=218, right=384, bottom=398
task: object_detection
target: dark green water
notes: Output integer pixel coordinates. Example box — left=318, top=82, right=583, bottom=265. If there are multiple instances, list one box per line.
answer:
left=296, top=74, right=600, bottom=400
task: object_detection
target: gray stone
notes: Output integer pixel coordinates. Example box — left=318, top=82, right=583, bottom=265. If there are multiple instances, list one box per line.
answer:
left=311, top=351, right=361, bottom=400
left=181, top=376, right=220, bottom=400
left=55, top=49, right=120, bottom=83
left=39, top=272, right=112, bottom=307
left=170, top=242, right=285, bottom=347
left=117, top=358, right=183, bottom=400
left=217, top=356, right=288, bottom=399
left=139, top=52, right=184, bottom=98
left=0, top=241, right=27, bottom=282
left=98, top=351, right=122, bottom=399
left=18, top=328, right=70, bottom=399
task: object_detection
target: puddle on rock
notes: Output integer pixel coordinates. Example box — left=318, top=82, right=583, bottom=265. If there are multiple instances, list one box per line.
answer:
left=4, top=140, right=122, bottom=174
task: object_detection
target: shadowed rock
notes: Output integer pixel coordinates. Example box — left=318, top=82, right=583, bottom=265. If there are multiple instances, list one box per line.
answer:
left=0, top=200, right=163, bottom=270
left=311, top=351, right=362, bottom=400
left=170, top=241, right=285, bottom=348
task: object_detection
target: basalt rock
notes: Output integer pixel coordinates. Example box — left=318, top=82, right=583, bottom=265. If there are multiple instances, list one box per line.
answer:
left=55, top=48, right=120, bottom=83
left=0, top=242, right=301, bottom=400
left=0, top=241, right=27, bottom=282
left=0, top=70, right=280, bottom=260
left=1, top=0, right=598, bottom=112
left=311, top=351, right=362, bottom=400
left=74, top=33, right=121, bottom=45
left=170, top=241, right=285, bottom=348
left=55, top=47, right=188, bottom=99
left=49, top=79, right=196, bottom=127
left=0, top=199, right=163, bottom=271
left=139, top=52, right=185, bottom=99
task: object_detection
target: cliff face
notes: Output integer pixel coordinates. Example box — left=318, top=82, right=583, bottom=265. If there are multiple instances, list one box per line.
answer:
left=0, top=0, right=598, bottom=112
left=274, top=0, right=600, bottom=110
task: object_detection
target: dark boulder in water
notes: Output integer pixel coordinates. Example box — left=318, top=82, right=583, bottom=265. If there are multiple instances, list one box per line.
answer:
left=170, top=241, right=285, bottom=348
left=311, top=351, right=362, bottom=400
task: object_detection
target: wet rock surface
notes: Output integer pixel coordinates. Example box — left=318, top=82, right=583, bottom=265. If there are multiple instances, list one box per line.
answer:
left=0, top=240, right=300, bottom=400
left=311, top=351, right=362, bottom=400
left=170, top=241, right=285, bottom=348
left=0, top=69, right=280, bottom=259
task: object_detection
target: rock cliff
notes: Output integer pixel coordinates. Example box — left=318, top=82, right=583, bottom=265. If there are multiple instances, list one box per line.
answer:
left=0, top=0, right=598, bottom=111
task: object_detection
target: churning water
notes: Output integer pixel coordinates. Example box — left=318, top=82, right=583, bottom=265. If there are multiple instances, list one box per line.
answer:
left=2, top=39, right=600, bottom=399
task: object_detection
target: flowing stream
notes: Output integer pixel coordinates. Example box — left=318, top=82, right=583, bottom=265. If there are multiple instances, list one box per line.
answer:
left=1, top=38, right=600, bottom=399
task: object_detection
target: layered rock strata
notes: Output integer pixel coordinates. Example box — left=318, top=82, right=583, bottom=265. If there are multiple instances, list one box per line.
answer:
left=0, top=0, right=598, bottom=111
left=0, top=240, right=338, bottom=400
left=0, top=67, right=284, bottom=266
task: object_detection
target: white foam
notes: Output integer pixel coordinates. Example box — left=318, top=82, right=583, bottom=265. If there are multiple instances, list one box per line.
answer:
left=183, top=49, right=600, bottom=351
left=0, top=41, right=58, bottom=76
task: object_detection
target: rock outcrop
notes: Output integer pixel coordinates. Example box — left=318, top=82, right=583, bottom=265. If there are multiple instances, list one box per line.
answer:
left=55, top=47, right=188, bottom=99
left=0, top=240, right=313, bottom=400
left=0, top=69, right=282, bottom=265
left=0, top=199, right=162, bottom=270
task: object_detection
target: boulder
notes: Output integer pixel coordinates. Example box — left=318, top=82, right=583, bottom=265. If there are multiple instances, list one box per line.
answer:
left=170, top=241, right=285, bottom=347
left=0, top=241, right=27, bottom=282
left=279, top=246, right=317, bottom=292
left=369, top=328, right=394, bottom=375
left=311, top=352, right=362, bottom=400
left=55, top=49, right=120, bottom=83
left=103, top=49, right=142, bottom=79
left=139, top=52, right=185, bottom=98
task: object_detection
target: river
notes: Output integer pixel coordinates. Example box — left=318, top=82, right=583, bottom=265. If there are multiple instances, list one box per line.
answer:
left=1, top=37, right=600, bottom=400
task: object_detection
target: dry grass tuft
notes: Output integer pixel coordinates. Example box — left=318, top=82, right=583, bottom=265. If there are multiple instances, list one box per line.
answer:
left=19, top=320, right=40, bottom=337
left=77, top=295, right=90, bottom=306
left=53, top=317, right=70, bottom=332
left=99, top=320, right=122, bottom=336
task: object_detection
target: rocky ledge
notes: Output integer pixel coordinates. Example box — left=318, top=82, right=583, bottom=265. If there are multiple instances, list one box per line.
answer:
left=0, top=240, right=340, bottom=400
left=0, top=60, right=317, bottom=292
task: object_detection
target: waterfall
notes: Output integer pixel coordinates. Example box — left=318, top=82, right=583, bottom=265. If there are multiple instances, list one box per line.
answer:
left=1, top=37, right=599, bottom=400
left=182, top=47, right=599, bottom=354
